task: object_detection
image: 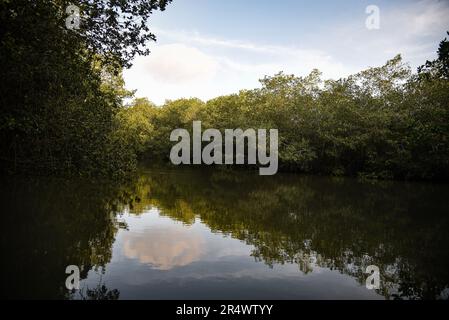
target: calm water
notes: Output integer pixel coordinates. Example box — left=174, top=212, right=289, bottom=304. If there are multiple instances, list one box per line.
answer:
left=1, top=167, right=448, bottom=300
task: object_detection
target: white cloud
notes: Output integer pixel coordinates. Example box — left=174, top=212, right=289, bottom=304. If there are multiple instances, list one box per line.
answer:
left=123, top=0, right=449, bottom=104
left=142, top=43, right=218, bottom=84
left=124, top=31, right=351, bottom=104
left=325, top=0, right=449, bottom=69
left=399, top=0, right=449, bottom=37
left=155, top=27, right=353, bottom=75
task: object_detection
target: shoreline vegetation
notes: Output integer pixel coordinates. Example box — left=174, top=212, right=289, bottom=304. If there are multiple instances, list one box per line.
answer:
left=120, top=51, right=449, bottom=181
left=1, top=1, right=448, bottom=181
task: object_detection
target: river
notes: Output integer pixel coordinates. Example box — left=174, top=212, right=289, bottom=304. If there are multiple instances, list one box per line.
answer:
left=1, top=166, right=448, bottom=299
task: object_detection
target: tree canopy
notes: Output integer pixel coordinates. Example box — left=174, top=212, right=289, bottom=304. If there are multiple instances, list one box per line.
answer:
left=121, top=49, right=449, bottom=180
left=0, top=0, right=171, bottom=177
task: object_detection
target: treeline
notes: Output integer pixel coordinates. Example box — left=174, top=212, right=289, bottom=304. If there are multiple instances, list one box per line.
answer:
left=1, top=1, right=448, bottom=181
left=120, top=38, right=449, bottom=180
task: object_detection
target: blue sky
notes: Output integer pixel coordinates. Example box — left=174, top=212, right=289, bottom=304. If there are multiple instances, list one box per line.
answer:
left=124, top=0, right=449, bottom=104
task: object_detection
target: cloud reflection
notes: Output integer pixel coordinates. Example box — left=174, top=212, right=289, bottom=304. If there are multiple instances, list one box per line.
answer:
left=122, top=223, right=205, bottom=270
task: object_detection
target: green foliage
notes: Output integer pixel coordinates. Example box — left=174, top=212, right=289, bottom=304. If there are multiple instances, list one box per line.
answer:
left=1, top=0, right=446, bottom=181
left=145, top=98, right=204, bottom=160
left=0, top=0, right=170, bottom=178
left=129, top=51, right=448, bottom=180
left=73, top=0, right=172, bottom=69
left=116, top=98, right=157, bottom=156
left=419, top=32, right=449, bottom=79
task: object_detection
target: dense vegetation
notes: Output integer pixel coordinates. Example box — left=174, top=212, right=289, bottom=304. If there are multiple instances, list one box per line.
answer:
left=1, top=0, right=448, bottom=180
left=0, top=0, right=171, bottom=178
left=121, top=37, right=449, bottom=180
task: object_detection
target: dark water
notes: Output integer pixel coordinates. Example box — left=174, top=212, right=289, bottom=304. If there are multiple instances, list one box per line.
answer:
left=1, top=167, right=449, bottom=300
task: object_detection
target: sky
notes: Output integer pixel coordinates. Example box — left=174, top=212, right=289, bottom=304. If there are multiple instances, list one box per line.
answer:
left=123, top=0, right=449, bottom=105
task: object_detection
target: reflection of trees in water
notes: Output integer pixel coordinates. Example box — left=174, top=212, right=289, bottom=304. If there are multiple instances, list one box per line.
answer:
left=124, top=168, right=449, bottom=300
left=0, top=177, right=128, bottom=299
left=79, top=284, right=119, bottom=300
left=72, top=276, right=120, bottom=300
left=1, top=169, right=448, bottom=299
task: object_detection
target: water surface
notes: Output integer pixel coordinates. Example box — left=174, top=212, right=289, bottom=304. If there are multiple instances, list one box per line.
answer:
left=1, top=167, right=448, bottom=299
